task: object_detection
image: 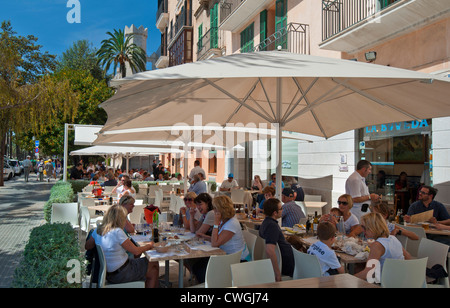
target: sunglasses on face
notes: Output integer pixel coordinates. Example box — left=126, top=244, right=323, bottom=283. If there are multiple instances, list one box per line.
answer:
left=337, top=201, right=349, bottom=205
left=418, top=191, right=430, bottom=195
left=184, top=198, right=193, bottom=202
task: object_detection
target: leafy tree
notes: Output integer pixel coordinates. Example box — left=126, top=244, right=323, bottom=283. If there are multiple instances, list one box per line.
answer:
left=0, top=20, right=78, bottom=186
left=56, top=39, right=104, bottom=80
left=96, top=28, right=147, bottom=78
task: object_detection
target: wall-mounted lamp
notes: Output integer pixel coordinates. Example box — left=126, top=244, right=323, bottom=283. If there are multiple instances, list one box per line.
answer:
left=365, top=51, right=377, bottom=62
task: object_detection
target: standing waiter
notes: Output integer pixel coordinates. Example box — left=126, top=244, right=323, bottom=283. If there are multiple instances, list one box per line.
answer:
left=345, top=160, right=381, bottom=221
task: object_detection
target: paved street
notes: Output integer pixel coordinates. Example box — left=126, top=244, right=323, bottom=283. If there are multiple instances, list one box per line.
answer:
left=0, top=172, right=53, bottom=288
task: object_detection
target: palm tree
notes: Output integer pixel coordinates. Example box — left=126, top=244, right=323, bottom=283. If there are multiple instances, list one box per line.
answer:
left=96, top=29, right=147, bottom=78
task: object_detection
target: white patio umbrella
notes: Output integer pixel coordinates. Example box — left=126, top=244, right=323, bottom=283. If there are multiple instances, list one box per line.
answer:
left=99, top=51, right=450, bottom=196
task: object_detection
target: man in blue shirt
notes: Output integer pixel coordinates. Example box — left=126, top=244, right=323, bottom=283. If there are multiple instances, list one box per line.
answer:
left=405, top=185, right=450, bottom=223
left=281, top=187, right=306, bottom=228
left=259, top=198, right=294, bottom=281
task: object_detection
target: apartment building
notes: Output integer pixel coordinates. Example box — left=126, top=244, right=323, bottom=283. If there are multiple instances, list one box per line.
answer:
left=154, top=0, right=450, bottom=209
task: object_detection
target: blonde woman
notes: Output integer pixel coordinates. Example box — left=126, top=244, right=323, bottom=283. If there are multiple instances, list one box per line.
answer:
left=211, top=195, right=249, bottom=261
left=85, top=205, right=159, bottom=288
left=355, top=212, right=410, bottom=281
left=336, top=194, right=363, bottom=237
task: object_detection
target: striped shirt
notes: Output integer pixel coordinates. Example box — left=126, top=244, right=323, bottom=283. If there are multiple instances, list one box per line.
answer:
left=282, top=201, right=306, bottom=228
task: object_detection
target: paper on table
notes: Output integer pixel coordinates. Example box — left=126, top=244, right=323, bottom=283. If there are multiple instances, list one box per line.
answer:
left=410, top=210, right=433, bottom=223
left=146, top=249, right=189, bottom=258
left=185, top=242, right=219, bottom=252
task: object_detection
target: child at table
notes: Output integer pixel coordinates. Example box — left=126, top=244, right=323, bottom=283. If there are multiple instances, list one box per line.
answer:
left=307, top=222, right=345, bottom=276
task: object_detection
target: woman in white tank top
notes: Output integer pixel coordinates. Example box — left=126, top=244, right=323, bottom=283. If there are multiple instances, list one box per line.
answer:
left=355, top=213, right=411, bottom=283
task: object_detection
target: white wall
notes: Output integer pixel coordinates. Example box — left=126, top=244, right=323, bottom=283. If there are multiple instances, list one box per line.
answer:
left=432, top=116, right=450, bottom=206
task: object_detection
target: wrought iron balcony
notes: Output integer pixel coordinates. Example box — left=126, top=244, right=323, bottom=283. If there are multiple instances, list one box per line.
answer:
left=321, top=0, right=450, bottom=53
left=253, top=23, right=310, bottom=55
left=197, top=27, right=222, bottom=60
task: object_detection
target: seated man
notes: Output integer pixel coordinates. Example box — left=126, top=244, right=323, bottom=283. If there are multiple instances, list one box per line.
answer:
left=219, top=173, right=239, bottom=191
left=259, top=198, right=294, bottom=281
left=281, top=187, right=305, bottom=228
left=404, top=185, right=450, bottom=224
left=188, top=174, right=207, bottom=195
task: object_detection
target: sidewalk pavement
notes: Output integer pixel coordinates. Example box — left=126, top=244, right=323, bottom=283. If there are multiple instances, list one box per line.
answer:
left=0, top=173, right=52, bottom=288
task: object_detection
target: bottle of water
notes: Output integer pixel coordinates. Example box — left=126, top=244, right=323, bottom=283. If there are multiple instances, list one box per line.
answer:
left=337, top=216, right=345, bottom=234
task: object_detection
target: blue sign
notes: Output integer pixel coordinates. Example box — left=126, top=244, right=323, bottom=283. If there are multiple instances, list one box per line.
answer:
left=35, top=140, right=40, bottom=147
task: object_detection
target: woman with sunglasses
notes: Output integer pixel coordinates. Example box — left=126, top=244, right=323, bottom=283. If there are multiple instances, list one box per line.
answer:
left=179, top=192, right=199, bottom=230
left=336, top=194, right=363, bottom=238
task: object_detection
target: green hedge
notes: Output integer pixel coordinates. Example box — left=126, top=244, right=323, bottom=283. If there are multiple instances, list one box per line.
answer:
left=43, top=181, right=75, bottom=223
left=12, top=223, right=84, bottom=288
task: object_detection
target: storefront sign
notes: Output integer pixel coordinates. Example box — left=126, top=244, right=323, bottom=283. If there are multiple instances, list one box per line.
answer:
left=365, top=119, right=429, bottom=134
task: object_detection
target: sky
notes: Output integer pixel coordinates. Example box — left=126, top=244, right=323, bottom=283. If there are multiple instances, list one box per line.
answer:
left=1, top=0, right=161, bottom=69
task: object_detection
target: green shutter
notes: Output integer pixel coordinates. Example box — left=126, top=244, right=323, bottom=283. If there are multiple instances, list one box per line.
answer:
left=275, top=0, right=287, bottom=49
left=198, top=23, right=203, bottom=50
left=210, top=3, right=218, bottom=49
left=260, top=10, right=268, bottom=51
left=240, top=23, right=254, bottom=53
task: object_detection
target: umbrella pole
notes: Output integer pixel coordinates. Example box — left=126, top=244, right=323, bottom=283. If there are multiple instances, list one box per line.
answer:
left=183, top=142, right=189, bottom=194
left=275, top=77, right=283, bottom=200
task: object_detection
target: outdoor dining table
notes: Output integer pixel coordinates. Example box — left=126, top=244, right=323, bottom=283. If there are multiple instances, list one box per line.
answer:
left=239, top=273, right=379, bottom=288
left=403, top=223, right=450, bottom=236
left=135, top=234, right=226, bottom=288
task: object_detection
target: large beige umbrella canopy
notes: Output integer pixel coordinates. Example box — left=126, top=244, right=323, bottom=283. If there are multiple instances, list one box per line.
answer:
left=99, top=51, right=450, bottom=196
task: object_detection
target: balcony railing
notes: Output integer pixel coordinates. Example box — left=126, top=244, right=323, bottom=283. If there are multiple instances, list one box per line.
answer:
left=197, top=27, right=221, bottom=59
left=156, top=0, right=168, bottom=21
left=322, top=0, right=401, bottom=41
left=253, top=23, right=310, bottom=55
left=220, top=0, right=244, bottom=25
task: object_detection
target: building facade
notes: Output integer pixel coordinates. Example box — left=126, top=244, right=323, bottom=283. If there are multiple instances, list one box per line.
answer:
left=154, top=0, right=450, bottom=209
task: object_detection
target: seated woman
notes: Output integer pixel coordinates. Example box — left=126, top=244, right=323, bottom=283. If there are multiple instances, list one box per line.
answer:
left=256, top=186, right=275, bottom=215
left=210, top=195, right=250, bottom=261
left=336, top=194, right=363, bottom=238
left=179, top=192, right=200, bottom=230
left=85, top=205, right=159, bottom=288
left=371, top=201, right=419, bottom=241
left=191, top=193, right=215, bottom=238
left=355, top=212, right=411, bottom=282
left=118, top=179, right=136, bottom=199
left=251, top=175, right=263, bottom=192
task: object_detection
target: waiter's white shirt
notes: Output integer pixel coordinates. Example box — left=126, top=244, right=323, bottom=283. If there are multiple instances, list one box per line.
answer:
left=345, top=171, right=371, bottom=221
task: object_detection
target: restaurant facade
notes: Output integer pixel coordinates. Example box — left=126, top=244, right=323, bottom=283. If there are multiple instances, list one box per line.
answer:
left=149, top=0, right=450, bottom=209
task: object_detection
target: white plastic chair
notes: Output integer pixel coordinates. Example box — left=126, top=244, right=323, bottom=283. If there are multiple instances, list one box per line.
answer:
left=231, top=189, right=246, bottom=211
left=80, top=206, right=103, bottom=233
left=128, top=205, right=145, bottom=225
left=291, top=247, right=322, bottom=279
left=154, top=189, right=163, bottom=207
left=247, top=228, right=266, bottom=261
left=51, top=203, right=80, bottom=228
left=95, top=245, right=145, bottom=288
left=417, top=238, right=450, bottom=288
left=138, top=184, right=148, bottom=195
left=191, top=250, right=243, bottom=288
left=380, top=257, right=428, bottom=288
left=231, top=259, right=275, bottom=287
left=242, top=230, right=257, bottom=261
left=397, top=224, right=425, bottom=257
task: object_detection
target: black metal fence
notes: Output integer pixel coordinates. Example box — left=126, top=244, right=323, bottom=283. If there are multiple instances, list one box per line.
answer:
left=253, top=23, right=310, bottom=55
left=322, top=0, right=401, bottom=41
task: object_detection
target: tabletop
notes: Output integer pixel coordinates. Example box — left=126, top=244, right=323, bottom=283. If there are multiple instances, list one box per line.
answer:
left=239, top=273, right=379, bottom=288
